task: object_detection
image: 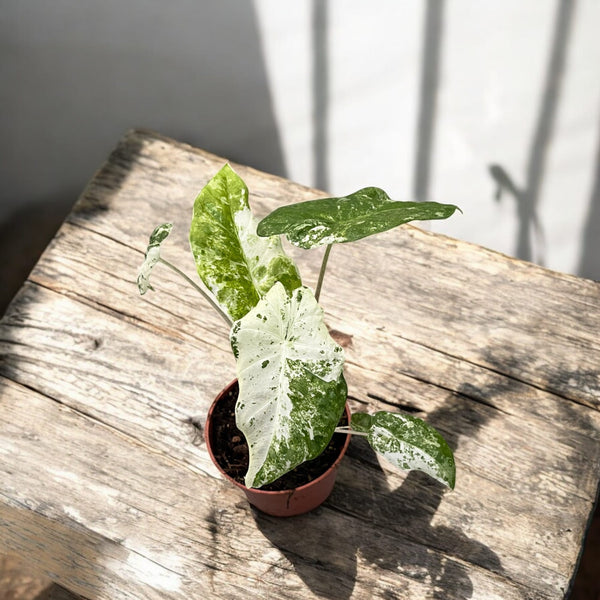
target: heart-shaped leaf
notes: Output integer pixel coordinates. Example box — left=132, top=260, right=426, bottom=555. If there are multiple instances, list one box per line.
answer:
left=353, top=411, right=455, bottom=488
left=230, top=282, right=347, bottom=488
left=257, top=187, right=461, bottom=249
left=189, top=164, right=301, bottom=321
left=137, top=223, right=173, bottom=294
left=349, top=412, right=372, bottom=433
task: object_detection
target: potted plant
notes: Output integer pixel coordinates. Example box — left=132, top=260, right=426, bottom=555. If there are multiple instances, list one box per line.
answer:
left=137, top=164, right=460, bottom=516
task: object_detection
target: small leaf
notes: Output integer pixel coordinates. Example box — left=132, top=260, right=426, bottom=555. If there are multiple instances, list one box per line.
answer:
left=137, top=223, right=173, bottom=294
left=230, top=283, right=347, bottom=488
left=257, top=187, right=461, bottom=249
left=367, top=411, right=455, bottom=488
left=189, top=164, right=301, bottom=320
left=350, top=412, right=372, bottom=433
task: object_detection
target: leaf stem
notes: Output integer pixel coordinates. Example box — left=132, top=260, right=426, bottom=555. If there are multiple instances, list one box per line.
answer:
left=315, top=244, right=332, bottom=303
left=334, top=426, right=368, bottom=437
left=158, top=258, right=233, bottom=327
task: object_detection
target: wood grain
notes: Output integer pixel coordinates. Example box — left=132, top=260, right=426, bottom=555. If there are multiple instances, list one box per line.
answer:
left=1, top=129, right=599, bottom=599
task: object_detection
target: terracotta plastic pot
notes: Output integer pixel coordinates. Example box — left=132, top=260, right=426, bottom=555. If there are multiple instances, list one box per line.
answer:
left=205, top=379, right=351, bottom=517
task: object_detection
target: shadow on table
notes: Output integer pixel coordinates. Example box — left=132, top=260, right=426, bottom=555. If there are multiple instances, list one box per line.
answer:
left=252, top=376, right=510, bottom=600
left=0, top=133, right=145, bottom=317
left=538, top=361, right=600, bottom=599
left=33, top=583, right=89, bottom=600
left=0, top=500, right=129, bottom=600
left=0, top=195, right=75, bottom=317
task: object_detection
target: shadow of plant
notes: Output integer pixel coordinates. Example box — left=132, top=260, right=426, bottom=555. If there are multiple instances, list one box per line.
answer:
left=202, top=332, right=600, bottom=598
left=251, top=379, right=509, bottom=600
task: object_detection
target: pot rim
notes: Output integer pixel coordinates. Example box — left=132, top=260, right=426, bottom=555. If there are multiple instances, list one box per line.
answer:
left=205, top=378, right=351, bottom=496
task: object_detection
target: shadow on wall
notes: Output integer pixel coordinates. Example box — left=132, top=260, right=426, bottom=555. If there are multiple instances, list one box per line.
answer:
left=312, top=0, right=328, bottom=192
left=487, top=0, right=575, bottom=268
left=413, top=0, right=445, bottom=206
left=578, top=109, right=600, bottom=281
left=482, top=0, right=598, bottom=282
left=0, top=1, right=285, bottom=313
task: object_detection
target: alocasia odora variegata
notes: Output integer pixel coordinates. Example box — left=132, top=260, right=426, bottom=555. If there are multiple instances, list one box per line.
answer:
left=138, top=164, right=458, bottom=489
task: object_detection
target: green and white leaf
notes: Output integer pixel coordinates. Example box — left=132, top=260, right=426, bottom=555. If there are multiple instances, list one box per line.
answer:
left=349, top=412, right=372, bottom=433
left=231, top=282, right=347, bottom=488
left=354, top=411, right=455, bottom=489
left=257, top=186, right=461, bottom=249
left=137, top=222, right=173, bottom=294
left=189, top=164, right=301, bottom=321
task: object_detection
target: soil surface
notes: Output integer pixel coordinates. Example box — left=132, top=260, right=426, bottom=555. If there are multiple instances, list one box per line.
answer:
left=208, top=381, right=348, bottom=491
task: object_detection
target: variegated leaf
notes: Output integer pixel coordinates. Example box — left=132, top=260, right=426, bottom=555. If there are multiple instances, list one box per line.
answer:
left=189, top=164, right=301, bottom=321
left=230, top=282, right=347, bottom=488
left=257, top=187, right=461, bottom=249
left=354, top=411, right=455, bottom=488
left=137, top=223, right=173, bottom=294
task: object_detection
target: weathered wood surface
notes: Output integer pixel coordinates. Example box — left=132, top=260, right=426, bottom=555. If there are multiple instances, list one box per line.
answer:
left=1, top=129, right=599, bottom=600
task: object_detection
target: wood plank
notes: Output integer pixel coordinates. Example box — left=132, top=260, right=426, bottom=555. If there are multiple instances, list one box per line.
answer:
left=0, top=281, right=228, bottom=477
left=1, top=129, right=599, bottom=598
left=0, top=267, right=593, bottom=596
left=5, top=278, right=600, bottom=585
left=1, top=378, right=547, bottom=599
left=7, top=222, right=599, bottom=493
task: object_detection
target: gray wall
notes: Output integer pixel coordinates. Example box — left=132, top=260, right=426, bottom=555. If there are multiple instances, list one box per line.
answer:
left=0, top=1, right=285, bottom=312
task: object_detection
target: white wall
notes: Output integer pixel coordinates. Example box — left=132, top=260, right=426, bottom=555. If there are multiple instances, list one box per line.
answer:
left=255, top=0, right=600, bottom=279
left=1, top=0, right=599, bottom=305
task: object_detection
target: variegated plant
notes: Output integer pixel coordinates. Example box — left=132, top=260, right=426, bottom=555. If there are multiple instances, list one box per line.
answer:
left=137, top=164, right=459, bottom=490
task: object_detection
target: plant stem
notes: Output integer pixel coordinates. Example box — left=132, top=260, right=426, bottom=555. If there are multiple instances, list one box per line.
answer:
left=315, top=244, right=332, bottom=303
left=158, top=258, right=233, bottom=327
left=334, top=426, right=368, bottom=437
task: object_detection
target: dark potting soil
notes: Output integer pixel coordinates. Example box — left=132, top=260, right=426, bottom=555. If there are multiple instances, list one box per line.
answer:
left=210, top=381, right=348, bottom=492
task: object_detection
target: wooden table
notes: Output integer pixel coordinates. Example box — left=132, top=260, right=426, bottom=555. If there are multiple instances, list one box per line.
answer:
left=1, top=130, right=599, bottom=600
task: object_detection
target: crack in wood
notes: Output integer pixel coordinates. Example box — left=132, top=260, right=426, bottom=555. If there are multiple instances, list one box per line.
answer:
left=366, top=391, right=423, bottom=414
left=386, top=331, right=597, bottom=412
left=25, top=280, right=229, bottom=359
